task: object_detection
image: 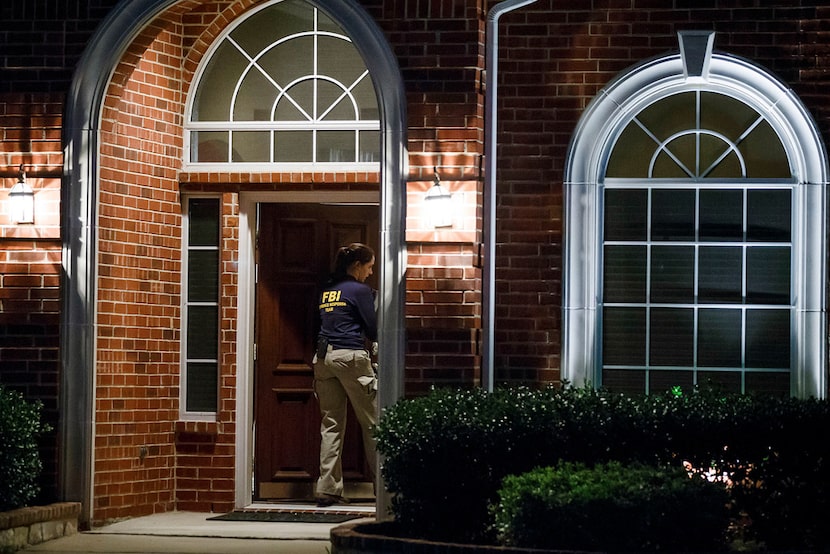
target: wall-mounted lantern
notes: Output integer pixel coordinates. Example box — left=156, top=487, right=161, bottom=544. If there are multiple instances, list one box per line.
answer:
left=9, top=164, right=34, bottom=224
left=425, top=167, right=452, bottom=228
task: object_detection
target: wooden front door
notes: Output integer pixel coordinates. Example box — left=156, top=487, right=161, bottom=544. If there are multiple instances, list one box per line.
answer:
left=254, top=203, right=378, bottom=500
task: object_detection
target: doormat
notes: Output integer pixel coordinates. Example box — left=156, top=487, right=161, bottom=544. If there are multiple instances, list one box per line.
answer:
left=208, top=510, right=362, bottom=524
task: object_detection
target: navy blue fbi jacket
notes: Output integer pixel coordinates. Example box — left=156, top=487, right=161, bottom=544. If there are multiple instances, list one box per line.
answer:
left=318, top=276, right=378, bottom=350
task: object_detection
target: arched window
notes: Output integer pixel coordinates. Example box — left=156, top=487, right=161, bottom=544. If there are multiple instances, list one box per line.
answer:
left=563, top=32, right=827, bottom=397
left=186, top=0, right=380, bottom=167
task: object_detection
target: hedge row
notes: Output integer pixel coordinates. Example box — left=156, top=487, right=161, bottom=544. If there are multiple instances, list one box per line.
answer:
left=375, top=386, right=830, bottom=549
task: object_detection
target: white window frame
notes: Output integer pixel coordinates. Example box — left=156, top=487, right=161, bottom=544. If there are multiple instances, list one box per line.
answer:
left=562, top=32, right=827, bottom=398
left=183, top=0, right=380, bottom=173
left=180, top=194, right=223, bottom=420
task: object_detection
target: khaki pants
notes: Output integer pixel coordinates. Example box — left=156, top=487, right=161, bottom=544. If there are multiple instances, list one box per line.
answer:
left=314, top=347, right=377, bottom=497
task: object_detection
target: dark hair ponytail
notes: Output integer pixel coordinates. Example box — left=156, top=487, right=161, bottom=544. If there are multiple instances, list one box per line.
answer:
left=332, top=243, right=375, bottom=282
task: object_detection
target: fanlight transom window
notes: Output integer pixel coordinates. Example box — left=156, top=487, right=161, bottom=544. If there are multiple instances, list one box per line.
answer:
left=187, top=0, right=380, bottom=165
left=606, top=91, right=790, bottom=180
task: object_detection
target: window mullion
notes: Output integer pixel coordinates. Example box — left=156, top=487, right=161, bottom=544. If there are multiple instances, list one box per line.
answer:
left=742, top=187, right=752, bottom=392
left=695, top=90, right=701, bottom=178
left=645, top=188, right=652, bottom=394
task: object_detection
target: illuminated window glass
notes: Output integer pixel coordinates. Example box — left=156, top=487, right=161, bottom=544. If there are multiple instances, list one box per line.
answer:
left=563, top=34, right=827, bottom=400
left=187, top=0, right=380, bottom=165
left=601, top=91, right=794, bottom=395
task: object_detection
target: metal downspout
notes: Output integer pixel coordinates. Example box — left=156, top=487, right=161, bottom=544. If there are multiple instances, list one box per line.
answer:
left=482, top=0, right=538, bottom=391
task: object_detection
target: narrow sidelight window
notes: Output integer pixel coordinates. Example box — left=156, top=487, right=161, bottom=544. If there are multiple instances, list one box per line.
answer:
left=183, top=197, right=221, bottom=414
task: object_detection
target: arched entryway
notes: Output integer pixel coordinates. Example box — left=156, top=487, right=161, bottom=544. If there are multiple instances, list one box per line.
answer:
left=61, top=0, right=406, bottom=524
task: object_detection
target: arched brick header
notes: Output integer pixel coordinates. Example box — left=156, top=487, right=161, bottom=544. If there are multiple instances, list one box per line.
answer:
left=62, top=0, right=406, bottom=523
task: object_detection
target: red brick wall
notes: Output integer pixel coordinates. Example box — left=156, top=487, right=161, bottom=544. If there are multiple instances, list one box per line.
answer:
left=0, top=0, right=114, bottom=508
left=372, top=0, right=488, bottom=389
left=0, top=1, right=121, bottom=94
left=90, top=0, right=830, bottom=406
left=486, top=0, right=830, bottom=385
left=94, top=17, right=186, bottom=521
left=170, top=190, right=240, bottom=515
left=0, top=92, right=64, bottom=503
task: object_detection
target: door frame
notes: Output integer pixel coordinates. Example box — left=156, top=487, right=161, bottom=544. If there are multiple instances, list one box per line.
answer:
left=236, top=190, right=380, bottom=507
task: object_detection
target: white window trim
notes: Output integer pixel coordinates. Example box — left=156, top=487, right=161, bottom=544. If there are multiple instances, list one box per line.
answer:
left=183, top=0, right=380, bottom=169
left=180, top=193, right=223, bottom=420
left=563, top=38, right=828, bottom=398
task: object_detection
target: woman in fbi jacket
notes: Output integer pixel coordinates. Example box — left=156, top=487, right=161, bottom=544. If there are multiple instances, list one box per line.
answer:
left=313, top=242, right=378, bottom=506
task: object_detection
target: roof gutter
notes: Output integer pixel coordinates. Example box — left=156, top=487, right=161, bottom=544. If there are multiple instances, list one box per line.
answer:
left=482, top=0, right=538, bottom=391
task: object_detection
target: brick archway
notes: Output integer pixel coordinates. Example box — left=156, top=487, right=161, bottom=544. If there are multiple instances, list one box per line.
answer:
left=62, top=0, right=406, bottom=524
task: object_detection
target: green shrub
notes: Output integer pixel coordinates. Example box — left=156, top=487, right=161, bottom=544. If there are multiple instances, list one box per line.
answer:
left=720, top=395, right=830, bottom=551
left=494, top=462, right=730, bottom=552
left=376, top=386, right=659, bottom=543
left=375, top=385, right=830, bottom=548
left=0, top=384, right=50, bottom=511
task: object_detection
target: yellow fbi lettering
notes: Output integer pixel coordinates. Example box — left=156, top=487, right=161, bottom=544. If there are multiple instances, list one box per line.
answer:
left=320, top=289, right=347, bottom=312
left=321, top=290, right=341, bottom=303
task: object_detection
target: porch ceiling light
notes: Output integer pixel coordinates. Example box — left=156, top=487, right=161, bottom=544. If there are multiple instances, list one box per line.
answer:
left=425, top=167, right=452, bottom=228
left=9, top=164, right=34, bottom=224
